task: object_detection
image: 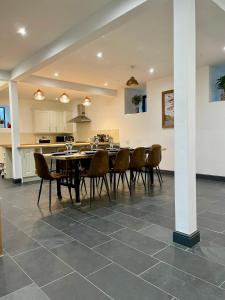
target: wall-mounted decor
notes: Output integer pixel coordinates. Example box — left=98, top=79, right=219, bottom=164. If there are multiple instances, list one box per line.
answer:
left=209, top=63, right=225, bottom=102
left=162, top=90, right=174, bottom=128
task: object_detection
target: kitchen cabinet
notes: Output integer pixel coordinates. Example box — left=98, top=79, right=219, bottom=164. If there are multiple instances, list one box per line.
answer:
left=33, top=110, right=73, bottom=133
left=22, top=148, right=36, bottom=178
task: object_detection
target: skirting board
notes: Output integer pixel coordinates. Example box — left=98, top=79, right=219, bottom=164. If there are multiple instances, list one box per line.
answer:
left=160, top=170, right=225, bottom=182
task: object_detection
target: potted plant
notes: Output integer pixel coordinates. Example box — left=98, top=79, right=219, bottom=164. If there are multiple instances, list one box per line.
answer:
left=216, top=75, right=225, bottom=100
left=132, top=94, right=142, bottom=113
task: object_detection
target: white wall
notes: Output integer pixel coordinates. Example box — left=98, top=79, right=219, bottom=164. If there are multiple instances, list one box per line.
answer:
left=77, top=66, right=225, bottom=176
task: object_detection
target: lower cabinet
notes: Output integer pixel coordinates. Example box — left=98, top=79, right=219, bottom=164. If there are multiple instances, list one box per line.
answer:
left=22, top=148, right=36, bottom=178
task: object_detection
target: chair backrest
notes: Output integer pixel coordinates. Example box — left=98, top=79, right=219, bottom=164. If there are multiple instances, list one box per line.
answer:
left=113, top=148, right=130, bottom=173
left=129, top=147, right=146, bottom=170
left=87, top=150, right=109, bottom=177
left=34, top=153, right=51, bottom=180
left=146, top=144, right=162, bottom=167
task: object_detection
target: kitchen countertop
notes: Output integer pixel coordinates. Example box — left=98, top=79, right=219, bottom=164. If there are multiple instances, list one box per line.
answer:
left=0, top=142, right=110, bottom=149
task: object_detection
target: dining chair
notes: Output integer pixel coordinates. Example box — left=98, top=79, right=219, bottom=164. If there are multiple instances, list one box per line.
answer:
left=145, top=144, right=163, bottom=186
left=80, top=150, right=110, bottom=207
left=109, top=148, right=130, bottom=195
left=129, top=147, right=146, bottom=190
left=34, top=153, right=72, bottom=210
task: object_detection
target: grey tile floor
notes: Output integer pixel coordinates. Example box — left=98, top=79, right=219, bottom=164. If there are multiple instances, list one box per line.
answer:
left=1, top=175, right=225, bottom=299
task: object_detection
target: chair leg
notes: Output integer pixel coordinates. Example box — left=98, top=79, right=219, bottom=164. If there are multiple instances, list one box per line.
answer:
left=140, top=172, right=146, bottom=190
left=116, top=173, right=121, bottom=191
left=113, top=173, right=116, bottom=196
left=37, top=178, right=43, bottom=205
left=156, top=168, right=162, bottom=186
left=90, top=178, right=93, bottom=208
left=49, top=180, right=52, bottom=210
left=103, top=175, right=111, bottom=201
left=158, top=166, right=163, bottom=183
left=100, top=177, right=104, bottom=196
left=124, top=172, right=130, bottom=191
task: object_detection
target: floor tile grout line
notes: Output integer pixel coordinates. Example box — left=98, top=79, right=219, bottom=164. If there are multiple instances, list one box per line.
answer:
left=40, top=271, right=76, bottom=288
left=158, top=260, right=225, bottom=290
left=11, top=245, right=43, bottom=258
left=91, top=238, right=115, bottom=250
left=136, top=223, right=155, bottom=232
left=138, top=261, right=162, bottom=277
left=85, top=262, right=113, bottom=278
left=219, top=280, right=225, bottom=288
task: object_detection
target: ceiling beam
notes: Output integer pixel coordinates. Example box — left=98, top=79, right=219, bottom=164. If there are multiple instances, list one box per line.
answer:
left=212, top=0, right=225, bottom=11
left=0, top=70, right=10, bottom=81
left=11, top=0, right=147, bottom=80
left=22, top=75, right=117, bottom=97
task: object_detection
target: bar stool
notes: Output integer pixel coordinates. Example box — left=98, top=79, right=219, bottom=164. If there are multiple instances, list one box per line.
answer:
left=80, top=150, right=110, bottom=207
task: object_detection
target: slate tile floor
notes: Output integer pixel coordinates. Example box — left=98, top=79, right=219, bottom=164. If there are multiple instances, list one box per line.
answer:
left=1, top=175, right=225, bottom=299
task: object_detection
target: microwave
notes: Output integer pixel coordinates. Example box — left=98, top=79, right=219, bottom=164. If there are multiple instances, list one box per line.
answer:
left=56, top=135, right=74, bottom=143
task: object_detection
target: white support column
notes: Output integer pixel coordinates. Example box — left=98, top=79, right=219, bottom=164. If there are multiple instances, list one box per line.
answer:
left=8, top=81, right=22, bottom=183
left=173, top=0, right=200, bottom=247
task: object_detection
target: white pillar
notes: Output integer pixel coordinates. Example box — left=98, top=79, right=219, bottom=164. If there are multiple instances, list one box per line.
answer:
left=8, top=81, right=22, bottom=183
left=173, top=0, right=200, bottom=246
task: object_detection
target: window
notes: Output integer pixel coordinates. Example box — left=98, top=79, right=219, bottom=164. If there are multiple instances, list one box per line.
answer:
left=0, top=106, right=11, bottom=128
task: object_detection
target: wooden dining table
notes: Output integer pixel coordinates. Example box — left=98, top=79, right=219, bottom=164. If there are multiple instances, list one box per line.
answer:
left=44, top=147, right=164, bottom=205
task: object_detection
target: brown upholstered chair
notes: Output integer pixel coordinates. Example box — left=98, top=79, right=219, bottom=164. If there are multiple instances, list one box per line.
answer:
left=129, top=147, right=146, bottom=189
left=145, top=144, right=163, bottom=185
left=109, top=148, right=130, bottom=193
left=34, top=153, right=72, bottom=210
left=81, top=150, right=110, bottom=207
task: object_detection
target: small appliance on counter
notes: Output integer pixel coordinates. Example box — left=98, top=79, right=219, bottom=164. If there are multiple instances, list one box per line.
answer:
left=96, top=134, right=111, bottom=142
left=56, top=135, right=74, bottom=143
left=39, top=137, right=51, bottom=143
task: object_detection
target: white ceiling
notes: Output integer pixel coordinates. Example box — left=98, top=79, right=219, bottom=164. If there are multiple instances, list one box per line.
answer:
left=0, top=0, right=111, bottom=70
left=0, top=0, right=225, bottom=97
left=33, top=0, right=225, bottom=89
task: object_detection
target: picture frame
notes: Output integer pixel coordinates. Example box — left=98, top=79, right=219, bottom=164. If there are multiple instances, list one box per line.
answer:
left=162, top=89, right=174, bottom=128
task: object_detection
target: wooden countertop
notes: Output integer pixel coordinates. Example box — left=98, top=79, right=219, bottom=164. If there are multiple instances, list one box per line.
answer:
left=0, top=142, right=110, bottom=149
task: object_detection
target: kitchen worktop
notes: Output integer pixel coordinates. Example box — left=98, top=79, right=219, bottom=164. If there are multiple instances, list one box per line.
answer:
left=0, top=142, right=110, bottom=149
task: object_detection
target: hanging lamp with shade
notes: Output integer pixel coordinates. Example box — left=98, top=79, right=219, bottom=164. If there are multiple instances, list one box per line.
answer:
left=82, top=96, right=91, bottom=106
left=59, top=93, right=70, bottom=103
left=126, top=65, right=139, bottom=86
left=33, top=89, right=45, bottom=101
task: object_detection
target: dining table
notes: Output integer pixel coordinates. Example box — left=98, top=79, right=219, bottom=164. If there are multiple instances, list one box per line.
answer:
left=44, top=147, right=164, bottom=205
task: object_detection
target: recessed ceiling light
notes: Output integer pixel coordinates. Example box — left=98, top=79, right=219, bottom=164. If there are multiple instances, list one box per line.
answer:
left=223, top=46, right=225, bottom=51
left=149, top=68, right=155, bottom=74
left=54, top=72, right=59, bottom=77
left=104, top=82, right=108, bottom=86
left=97, top=52, right=103, bottom=58
left=17, top=26, right=27, bottom=37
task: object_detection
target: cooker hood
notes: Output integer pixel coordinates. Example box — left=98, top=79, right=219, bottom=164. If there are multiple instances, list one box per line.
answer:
left=68, top=104, right=91, bottom=123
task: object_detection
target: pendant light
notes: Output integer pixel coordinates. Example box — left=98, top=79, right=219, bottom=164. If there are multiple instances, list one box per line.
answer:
left=59, top=93, right=70, bottom=103
left=33, top=89, right=45, bottom=101
left=82, top=96, right=91, bottom=106
left=126, top=65, right=139, bottom=86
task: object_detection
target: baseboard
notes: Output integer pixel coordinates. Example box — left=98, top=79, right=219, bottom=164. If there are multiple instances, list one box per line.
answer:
left=160, top=169, right=225, bottom=182
left=12, top=178, right=22, bottom=184
left=173, top=230, right=200, bottom=248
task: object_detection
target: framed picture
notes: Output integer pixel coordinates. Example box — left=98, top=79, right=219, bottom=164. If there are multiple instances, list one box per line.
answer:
left=162, top=89, right=174, bottom=128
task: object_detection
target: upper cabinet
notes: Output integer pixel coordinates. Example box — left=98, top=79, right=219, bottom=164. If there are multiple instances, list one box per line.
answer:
left=33, top=110, right=73, bottom=133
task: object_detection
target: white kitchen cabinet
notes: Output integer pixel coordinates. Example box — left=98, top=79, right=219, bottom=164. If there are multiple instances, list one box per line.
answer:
left=33, top=110, right=50, bottom=133
left=22, top=148, right=36, bottom=178
left=33, top=110, right=73, bottom=133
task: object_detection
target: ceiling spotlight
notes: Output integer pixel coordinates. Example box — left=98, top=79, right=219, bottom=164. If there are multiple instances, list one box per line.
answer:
left=33, top=89, right=45, bottom=101
left=149, top=68, right=155, bottom=74
left=59, top=93, right=70, bottom=103
left=54, top=72, right=59, bottom=77
left=104, top=82, right=108, bottom=87
left=82, top=96, right=92, bottom=106
left=96, top=52, right=103, bottom=58
left=223, top=46, right=225, bottom=51
left=17, top=27, right=27, bottom=37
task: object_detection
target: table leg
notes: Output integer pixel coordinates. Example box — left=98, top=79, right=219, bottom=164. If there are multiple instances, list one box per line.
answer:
left=56, top=160, right=62, bottom=199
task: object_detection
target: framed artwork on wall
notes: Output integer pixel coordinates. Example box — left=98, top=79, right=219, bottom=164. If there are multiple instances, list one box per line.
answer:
left=162, top=89, right=174, bottom=128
